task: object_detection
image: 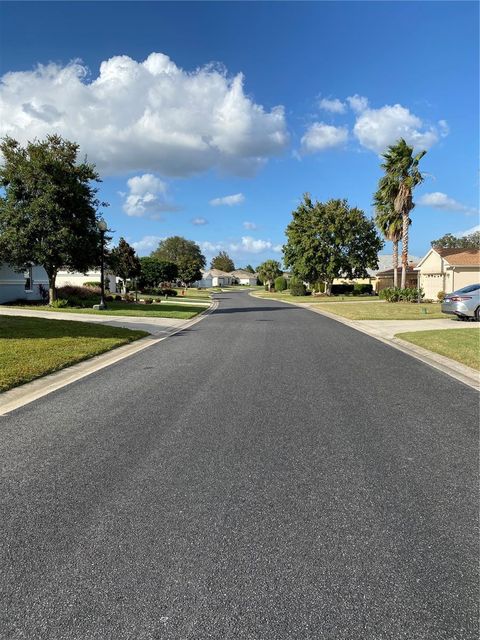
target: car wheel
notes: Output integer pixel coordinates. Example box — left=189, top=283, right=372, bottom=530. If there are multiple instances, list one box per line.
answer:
left=475, top=306, right=480, bottom=322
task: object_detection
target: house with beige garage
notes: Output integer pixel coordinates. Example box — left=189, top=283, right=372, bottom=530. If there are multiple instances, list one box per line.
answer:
left=415, top=247, right=480, bottom=299
left=230, top=270, right=258, bottom=286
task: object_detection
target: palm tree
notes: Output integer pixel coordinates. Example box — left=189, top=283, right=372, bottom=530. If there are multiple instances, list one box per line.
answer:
left=374, top=200, right=403, bottom=288
left=377, top=139, right=426, bottom=288
left=257, top=259, right=282, bottom=292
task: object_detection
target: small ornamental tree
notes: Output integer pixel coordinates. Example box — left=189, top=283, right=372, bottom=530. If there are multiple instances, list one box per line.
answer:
left=0, top=135, right=104, bottom=303
left=109, top=238, right=141, bottom=293
left=257, top=259, right=282, bottom=292
left=283, top=195, right=383, bottom=294
left=211, top=251, right=235, bottom=272
left=138, top=257, right=178, bottom=289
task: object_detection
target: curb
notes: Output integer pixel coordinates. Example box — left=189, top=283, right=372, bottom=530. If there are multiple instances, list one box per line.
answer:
left=249, top=293, right=479, bottom=391
left=0, top=300, right=218, bottom=416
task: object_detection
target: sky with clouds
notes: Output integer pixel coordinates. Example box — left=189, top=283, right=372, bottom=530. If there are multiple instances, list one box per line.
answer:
left=0, top=1, right=478, bottom=266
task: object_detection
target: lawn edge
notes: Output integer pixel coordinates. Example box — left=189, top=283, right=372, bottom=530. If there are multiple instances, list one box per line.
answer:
left=249, top=292, right=480, bottom=391
left=0, top=299, right=217, bottom=415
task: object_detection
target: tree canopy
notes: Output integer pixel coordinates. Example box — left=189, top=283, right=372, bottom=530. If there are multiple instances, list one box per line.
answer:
left=138, top=257, right=178, bottom=289
left=431, top=231, right=480, bottom=249
left=244, top=264, right=255, bottom=273
left=151, top=236, right=206, bottom=285
left=211, top=251, right=234, bottom=272
left=109, top=238, right=141, bottom=289
left=283, top=195, right=383, bottom=294
left=0, top=134, right=103, bottom=302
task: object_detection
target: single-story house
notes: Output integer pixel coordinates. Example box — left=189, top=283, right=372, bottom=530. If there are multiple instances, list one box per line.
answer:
left=0, top=263, right=49, bottom=304
left=194, top=269, right=234, bottom=288
left=331, top=254, right=420, bottom=292
left=56, top=269, right=117, bottom=292
left=230, top=269, right=257, bottom=286
left=415, top=247, right=480, bottom=299
left=375, top=262, right=419, bottom=291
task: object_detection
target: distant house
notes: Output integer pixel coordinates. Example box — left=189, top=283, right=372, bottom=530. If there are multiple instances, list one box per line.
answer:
left=56, top=269, right=117, bottom=292
left=376, top=262, right=419, bottom=292
left=194, top=269, right=233, bottom=288
left=0, top=263, right=49, bottom=304
left=230, top=270, right=257, bottom=286
left=415, top=247, right=480, bottom=299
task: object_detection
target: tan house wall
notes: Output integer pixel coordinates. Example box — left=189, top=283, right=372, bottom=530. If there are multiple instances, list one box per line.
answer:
left=417, top=250, right=480, bottom=298
left=452, top=267, right=480, bottom=291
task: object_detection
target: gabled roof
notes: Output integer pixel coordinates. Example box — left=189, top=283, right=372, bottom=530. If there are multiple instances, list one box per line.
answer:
left=230, top=269, right=257, bottom=277
left=416, top=247, right=480, bottom=269
left=204, top=269, right=233, bottom=277
left=376, top=263, right=418, bottom=277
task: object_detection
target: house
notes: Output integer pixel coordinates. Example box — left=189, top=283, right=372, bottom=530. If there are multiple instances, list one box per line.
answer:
left=193, top=269, right=234, bottom=288
left=230, top=270, right=257, bottom=286
left=0, top=263, right=49, bottom=304
left=415, top=247, right=480, bottom=299
left=332, top=254, right=420, bottom=292
left=56, top=269, right=117, bottom=292
left=375, top=262, right=419, bottom=292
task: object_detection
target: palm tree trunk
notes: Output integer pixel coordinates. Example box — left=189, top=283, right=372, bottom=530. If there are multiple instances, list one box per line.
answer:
left=401, top=212, right=409, bottom=289
left=393, top=239, right=399, bottom=288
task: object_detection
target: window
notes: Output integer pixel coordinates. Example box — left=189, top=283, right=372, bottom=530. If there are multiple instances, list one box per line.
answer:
left=24, top=266, right=33, bottom=292
left=456, top=284, right=480, bottom=294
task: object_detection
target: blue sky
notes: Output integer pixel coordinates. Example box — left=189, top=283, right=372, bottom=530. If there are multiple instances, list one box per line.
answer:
left=0, top=1, right=478, bottom=266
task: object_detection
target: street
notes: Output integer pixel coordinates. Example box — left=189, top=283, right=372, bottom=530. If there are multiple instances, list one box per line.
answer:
left=1, top=291, right=478, bottom=639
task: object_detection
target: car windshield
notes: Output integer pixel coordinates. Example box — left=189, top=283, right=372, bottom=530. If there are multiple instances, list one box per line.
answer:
left=454, top=284, right=480, bottom=294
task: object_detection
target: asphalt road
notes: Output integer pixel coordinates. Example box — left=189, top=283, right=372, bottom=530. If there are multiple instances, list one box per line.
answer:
left=1, top=292, right=478, bottom=640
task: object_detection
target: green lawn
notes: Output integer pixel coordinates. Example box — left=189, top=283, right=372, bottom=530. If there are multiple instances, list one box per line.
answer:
left=396, top=328, right=480, bottom=370
left=4, top=300, right=207, bottom=320
left=0, top=316, right=148, bottom=392
left=253, top=291, right=379, bottom=304
left=314, top=301, right=446, bottom=320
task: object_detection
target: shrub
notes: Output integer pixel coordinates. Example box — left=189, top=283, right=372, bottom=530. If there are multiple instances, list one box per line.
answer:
left=311, top=281, right=325, bottom=294
left=105, top=295, right=114, bottom=302
left=289, top=277, right=307, bottom=296
left=56, top=285, right=99, bottom=300
left=437, top=290, right=446, bottom=302
left=114, top=294, right=122, bottom=301
left=161, top=288, right=177, bottom=297
left=331, top=284, right=354, bottom=295
left=83, top=281, right=102, bottom=288
left=144, top=298, right=153, bottom=304
left=274, top=276, right=288, bottom=292
left=353, top=283, right=373, bottom=295
left=50, top=298, right=69, bottom=308
left=379, top=287, right=424, bottom=303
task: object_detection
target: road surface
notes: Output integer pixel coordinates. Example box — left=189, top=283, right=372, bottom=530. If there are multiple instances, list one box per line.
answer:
left=1, top=292, right=478, bottom=639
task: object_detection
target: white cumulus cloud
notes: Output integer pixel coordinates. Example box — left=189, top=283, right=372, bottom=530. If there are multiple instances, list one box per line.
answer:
left=243, top=221, right=257, bottom=230
left=318, top=97, right=346, bottom=114
left=209, top=193, right=245, bottom=206
left=131, top=235, right=165, bottom=255
left=121, top=173, right=175, bottom=218
left=353, top=103, right=444, bottom=153
left=229, top=236, right=279, bottom=254
left=191, top=217, right=208, bottom=225
left=347, top=94, right=369, bottom=113
left=301, top=122, right=348, bottom=154
left=0, top=53, right=289, bottom=176
left=418, top=192, right=477, bottom=215
left=455, top=224, right=480, bottom=236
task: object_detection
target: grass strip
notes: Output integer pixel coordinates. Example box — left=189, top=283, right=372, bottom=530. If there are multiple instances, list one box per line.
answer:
left=0, top=316, right=148, bottom=392
left=395, top=328, right=480, bottom=370
left=314, top=301, right=445, bottom=320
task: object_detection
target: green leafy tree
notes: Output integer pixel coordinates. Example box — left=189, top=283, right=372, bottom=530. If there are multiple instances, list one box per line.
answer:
left=211, top=251, right=235, bottom=272
left=375, top=138, right=426, bottom=288
left=283, top=195, right=383, bottom=295
left=109, top=238, right=141, bottom=293
left=430, top=231, right=480, bottom=249
left=257, top=259, right=282, bottom=292
left=244, top=264, right=255, bottom=273
left=138, top=257, right=178, bottom=289
left=0, top=135, right=104, bottom=303
left=151, top=236, right=206, bottom=286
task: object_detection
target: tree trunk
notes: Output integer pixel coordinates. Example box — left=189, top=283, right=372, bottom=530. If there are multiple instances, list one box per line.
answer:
left=401, top=212, right=409, bottom=289
left=393, top=239, right=399, bottom=288
left=268, top=280, right=272, bottom=292
left=48, top=270, right=57, bottom=304
left=325, top=281, right=332, bottom=296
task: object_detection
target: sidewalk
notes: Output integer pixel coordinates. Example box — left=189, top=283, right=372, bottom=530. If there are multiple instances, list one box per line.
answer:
left=0, top=307, right=185, bottom=336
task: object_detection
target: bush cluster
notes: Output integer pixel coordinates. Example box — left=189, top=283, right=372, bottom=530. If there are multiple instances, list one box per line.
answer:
left=437, top=291, right=446, bottom=302
left=379, top=287, right=424, bottom=303
left=141, top=287, right=177, bottom=297
left=289, top=277, right=307, bottom=296
left=274, top=276, right=288, bottom=292
left=83, top=281, right=102, bottom=288
left=353, top=283, right=373, bottom=295
left=331, top=284, right=354, bottom=295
